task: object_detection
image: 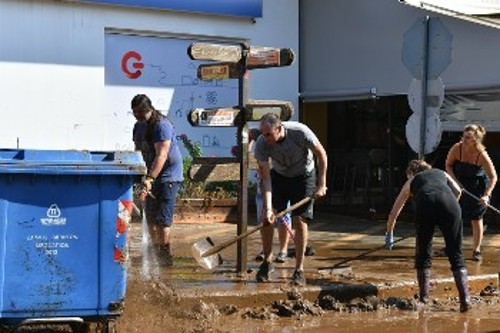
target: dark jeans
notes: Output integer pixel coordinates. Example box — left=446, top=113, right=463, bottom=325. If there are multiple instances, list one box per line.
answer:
left=414, top=192, right=466, bottom=271
left=146, top=181, right=180, bottom=227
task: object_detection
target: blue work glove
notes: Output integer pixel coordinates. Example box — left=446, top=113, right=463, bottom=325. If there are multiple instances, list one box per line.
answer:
left=384, top=232, right=394, bottom=250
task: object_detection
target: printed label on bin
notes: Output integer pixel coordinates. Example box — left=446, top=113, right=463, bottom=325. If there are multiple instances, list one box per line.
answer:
left=40, top=204, right=67, bottom=226
left=27, top=233, right=78, bottom=256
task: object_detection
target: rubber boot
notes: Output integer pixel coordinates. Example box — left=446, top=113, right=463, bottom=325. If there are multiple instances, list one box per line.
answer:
left=157, top=243, right=173, bottom=267
left=452, top=268, right=471, bottom=312
left=416, top=268, right=431, bottom=303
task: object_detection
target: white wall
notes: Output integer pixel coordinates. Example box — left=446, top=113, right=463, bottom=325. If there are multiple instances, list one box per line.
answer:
left=300, top=0, right=500, bottom=99
left=0, top=0, right=298, bottom=150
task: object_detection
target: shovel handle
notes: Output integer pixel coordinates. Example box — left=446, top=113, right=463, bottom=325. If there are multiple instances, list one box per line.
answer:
left=275, top=196, right=313, bottom=219
left=201, top=196, right=313, bottom=258
left=201, top=225, right=264, bottom=258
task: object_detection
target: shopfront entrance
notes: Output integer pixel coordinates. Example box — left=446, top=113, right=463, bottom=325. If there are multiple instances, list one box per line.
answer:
left=302, top=93, right=500, bottom=224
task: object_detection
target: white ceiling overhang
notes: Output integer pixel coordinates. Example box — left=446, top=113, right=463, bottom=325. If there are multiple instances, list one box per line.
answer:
left=398, top=0, right=500, bottom=29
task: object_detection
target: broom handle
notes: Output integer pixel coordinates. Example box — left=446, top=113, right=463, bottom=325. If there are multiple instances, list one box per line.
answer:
left=318, top=234, right=414, bottom=271
left=202, top=196, right=312, bottom=258
left=462, top=188, right=500, bottom=215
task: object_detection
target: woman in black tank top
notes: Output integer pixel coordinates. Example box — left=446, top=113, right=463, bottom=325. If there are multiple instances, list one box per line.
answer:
left=386, top=159, right=471, bottom=312
left=445, top=124, right=497, bottom=261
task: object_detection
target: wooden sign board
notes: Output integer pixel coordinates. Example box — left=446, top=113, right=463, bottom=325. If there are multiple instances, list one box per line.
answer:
left=188, top=43, right=242, bottom=63
left=246, top=47, right=295, bottom=69
left=189, top=157, right=239, bottom=182
left=188, top=107, right=241, bottom=127
left=197, top=62, right=241, bottom=81
left=189, top=157, right=258, bottom=182
left=245, top=99, right=294, bottom=121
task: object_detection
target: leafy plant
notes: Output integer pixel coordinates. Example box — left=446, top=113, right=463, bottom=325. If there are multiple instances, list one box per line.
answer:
left=177, top=134, right=237, bottom=199
left=178, top=134, right=202, bottom=182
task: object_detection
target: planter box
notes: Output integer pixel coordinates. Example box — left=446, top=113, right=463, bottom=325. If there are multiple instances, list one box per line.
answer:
left=174, top=198, right=238, bottom=224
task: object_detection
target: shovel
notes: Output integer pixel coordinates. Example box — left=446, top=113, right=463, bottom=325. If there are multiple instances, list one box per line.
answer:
left=192, top=196, right=313, bottom=270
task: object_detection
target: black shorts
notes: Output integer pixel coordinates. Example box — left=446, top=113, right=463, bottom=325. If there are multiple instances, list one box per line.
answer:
left=271, top=169, right=316, bottom=220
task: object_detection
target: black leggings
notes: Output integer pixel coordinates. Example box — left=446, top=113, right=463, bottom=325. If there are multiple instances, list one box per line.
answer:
left=413, top=192, right=466, bottom=271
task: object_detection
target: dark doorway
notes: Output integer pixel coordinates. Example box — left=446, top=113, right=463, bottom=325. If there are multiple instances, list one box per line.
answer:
left=302, top=95, right=413, bottom=218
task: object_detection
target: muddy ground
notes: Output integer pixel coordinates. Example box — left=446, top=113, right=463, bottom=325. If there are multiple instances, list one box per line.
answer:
left=6, top=217, right=500, bottom=332
left=112, top=221, right=500, bottom=333
left=114, top=273, right=500, bottom=333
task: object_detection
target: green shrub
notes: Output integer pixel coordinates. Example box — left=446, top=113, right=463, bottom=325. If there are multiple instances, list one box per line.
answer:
left=178, top=134, right=237, bottom=199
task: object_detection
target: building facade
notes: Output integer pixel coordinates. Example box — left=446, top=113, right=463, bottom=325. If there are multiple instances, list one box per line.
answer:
left=0, top=0, right=298, bottom=155
left=299, top=0, right=500, bottom=213
left=4, top=0, right=500, bottom=215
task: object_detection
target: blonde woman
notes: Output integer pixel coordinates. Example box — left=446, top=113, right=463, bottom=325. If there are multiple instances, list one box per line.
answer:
left=445, top=124, right=498, bottom=261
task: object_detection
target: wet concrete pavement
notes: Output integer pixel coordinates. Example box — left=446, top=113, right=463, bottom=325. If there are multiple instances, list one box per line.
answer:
left=8, top=210, right=500, bottom=332
left=128, top=209, right=500, bottom=309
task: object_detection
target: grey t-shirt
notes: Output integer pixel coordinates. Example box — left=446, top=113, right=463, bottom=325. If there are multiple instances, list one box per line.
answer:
left=254, top=121, right=318, bottom=177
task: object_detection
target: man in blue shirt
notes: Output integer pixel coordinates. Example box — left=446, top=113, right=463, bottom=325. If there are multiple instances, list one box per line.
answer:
left=131, top=94, right=184, bottom=266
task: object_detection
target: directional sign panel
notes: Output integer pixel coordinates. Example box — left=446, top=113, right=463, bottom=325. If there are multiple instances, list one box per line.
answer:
left=402, top=17, right=453, bottom=80
left=188, top=100, right=294, bottom=126
left=197, top=62, right=241, bottom=80
left=247, top=47, right=295, bottom=69
left=188, top=43, right=242, bottom=62
left=245, top=99, right=294, bottom=121
left=188, top=107, right=241, bottom=127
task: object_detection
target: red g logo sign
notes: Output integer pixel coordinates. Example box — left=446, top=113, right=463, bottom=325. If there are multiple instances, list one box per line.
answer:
left=121, top=51, right=144, bottom=79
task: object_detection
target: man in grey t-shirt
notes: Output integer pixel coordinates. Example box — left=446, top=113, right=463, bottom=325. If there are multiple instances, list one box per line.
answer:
left=254, top=113, right=328, bottom=286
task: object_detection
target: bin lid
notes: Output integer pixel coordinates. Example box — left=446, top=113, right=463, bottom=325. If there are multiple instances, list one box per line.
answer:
left=0, top=149, right=147, bottom=175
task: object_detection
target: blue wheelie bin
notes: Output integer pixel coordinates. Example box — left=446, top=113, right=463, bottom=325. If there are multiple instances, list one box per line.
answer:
left=0, top=149, right=146, bottom=332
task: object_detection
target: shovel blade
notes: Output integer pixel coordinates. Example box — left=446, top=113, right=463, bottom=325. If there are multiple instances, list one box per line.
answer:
left=192, top=237, right=223, bottom=270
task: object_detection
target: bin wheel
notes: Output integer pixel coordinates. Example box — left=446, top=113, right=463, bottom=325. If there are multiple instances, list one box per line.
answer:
left=98, top=320, right=116, bottom=333
left=70, top=322, right=91, bottom=333
left=0, top=325, right=12, bottom=333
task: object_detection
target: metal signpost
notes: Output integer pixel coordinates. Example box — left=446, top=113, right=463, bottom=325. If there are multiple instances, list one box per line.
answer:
left=402, top=16, right=452, bottom=158
left=187, top=42, right=294, bottom=273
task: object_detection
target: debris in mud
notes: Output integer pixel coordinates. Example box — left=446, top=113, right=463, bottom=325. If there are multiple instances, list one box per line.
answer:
left=244, top=294, right=384, bottom=318
left=287, top=290, right=303, bottom=301
left=480, top=283, right=499, bottom=297
left=345, top=296, right=379, bottom=312
left=272, top=299, right=324, bottom=317
left=317, top=295, right=344, bottom=311
left=241, top=307, right=275, bottom=320
left=384, top=296, right=419, bottom=310
left=316, top=295, right=380, bottom=313
left=219, top=304, right=239, bottom=315
left=186, top=301, right=221, bottom=320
